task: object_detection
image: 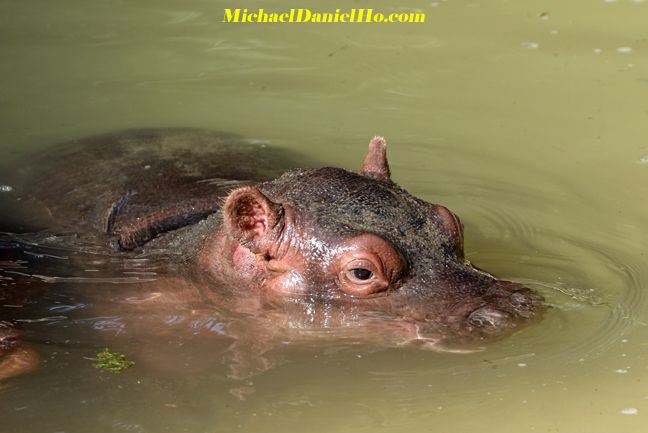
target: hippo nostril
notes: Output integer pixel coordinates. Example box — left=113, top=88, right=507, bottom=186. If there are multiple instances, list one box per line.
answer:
left=510, top=292, right=528, bottom=305
left=467, top=307, right=513, bottom=330
left=509, top=291, right=532, bottom=313
left=508, top=289, right=543, bottom=319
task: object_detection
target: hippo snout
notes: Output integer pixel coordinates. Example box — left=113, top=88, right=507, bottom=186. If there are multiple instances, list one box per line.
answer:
left=390, top=275, right=543, bottom=342
left=463, top=280, right=543, bottom=335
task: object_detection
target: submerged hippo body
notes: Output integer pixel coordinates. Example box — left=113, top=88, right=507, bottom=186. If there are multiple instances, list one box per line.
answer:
left=0, top=128, right=542, bottom=379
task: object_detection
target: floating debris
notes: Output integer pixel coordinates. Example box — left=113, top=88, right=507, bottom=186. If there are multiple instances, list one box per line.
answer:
left=639, top=155, right=648, bottom=164
left=621, top=408, right=638, bottom=415
left=91, top=349, right=134, bottom=373
left=521, top=42, right=540, bottom=50
left=617, top=47, right=633, bottom=53
left=0, top=185, right=13, bottom=192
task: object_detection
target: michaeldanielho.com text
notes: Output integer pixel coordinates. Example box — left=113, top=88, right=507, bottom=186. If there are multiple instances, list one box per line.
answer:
left=222, top=9, right=425, bottom=23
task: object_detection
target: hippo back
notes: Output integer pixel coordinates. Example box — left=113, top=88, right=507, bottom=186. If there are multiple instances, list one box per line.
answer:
left=1, top=128, right=313, bottom=248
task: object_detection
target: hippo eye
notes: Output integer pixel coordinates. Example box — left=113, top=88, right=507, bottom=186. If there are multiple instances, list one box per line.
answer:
left=333, top=234, right=403, bottom=297
left=338, top=258, right=387, bottom=296
left=351, top=268, right=373, bottom=281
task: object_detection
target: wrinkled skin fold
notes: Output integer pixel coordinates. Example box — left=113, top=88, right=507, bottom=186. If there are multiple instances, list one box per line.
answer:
left=0, top=128, right=543, bottom=379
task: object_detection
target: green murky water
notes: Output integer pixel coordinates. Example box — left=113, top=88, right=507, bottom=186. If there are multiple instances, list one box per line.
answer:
left=1, top=0, right=648, bottom=432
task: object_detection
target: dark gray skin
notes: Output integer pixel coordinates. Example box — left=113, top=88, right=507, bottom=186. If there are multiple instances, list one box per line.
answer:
left=0, top=128, right=543, bottom=380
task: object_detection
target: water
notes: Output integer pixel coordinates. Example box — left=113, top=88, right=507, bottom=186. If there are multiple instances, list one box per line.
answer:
left=1, top=0, right=648, bottom=432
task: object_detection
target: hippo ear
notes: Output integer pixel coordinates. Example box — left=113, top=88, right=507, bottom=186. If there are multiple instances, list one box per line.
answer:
left=223, top=186, right=283, bottom=253
left=430, top=204, right=464, bottom=259
left=360, top=136, right=391, bottom=181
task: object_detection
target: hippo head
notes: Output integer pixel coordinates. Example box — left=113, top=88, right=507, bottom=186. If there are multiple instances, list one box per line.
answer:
left=200, top=138, right=542, bottom=349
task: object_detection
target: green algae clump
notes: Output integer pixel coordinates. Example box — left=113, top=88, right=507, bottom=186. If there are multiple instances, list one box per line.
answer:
left=92, top=349, right=134, bottom=373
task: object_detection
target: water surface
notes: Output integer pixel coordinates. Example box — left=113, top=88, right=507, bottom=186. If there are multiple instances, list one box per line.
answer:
left=1, top=0, right=648, bottom=432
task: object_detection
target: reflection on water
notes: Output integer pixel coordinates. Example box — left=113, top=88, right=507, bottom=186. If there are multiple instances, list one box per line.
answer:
left=1, top=0, right=648, bottom=432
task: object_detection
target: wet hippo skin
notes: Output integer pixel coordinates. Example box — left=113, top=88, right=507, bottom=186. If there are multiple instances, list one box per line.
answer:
left=0, top=128, right=543, bottom=379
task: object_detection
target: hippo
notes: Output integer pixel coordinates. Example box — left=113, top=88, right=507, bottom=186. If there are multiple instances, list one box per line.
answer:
left=0, top=128, right=543, bottom=380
